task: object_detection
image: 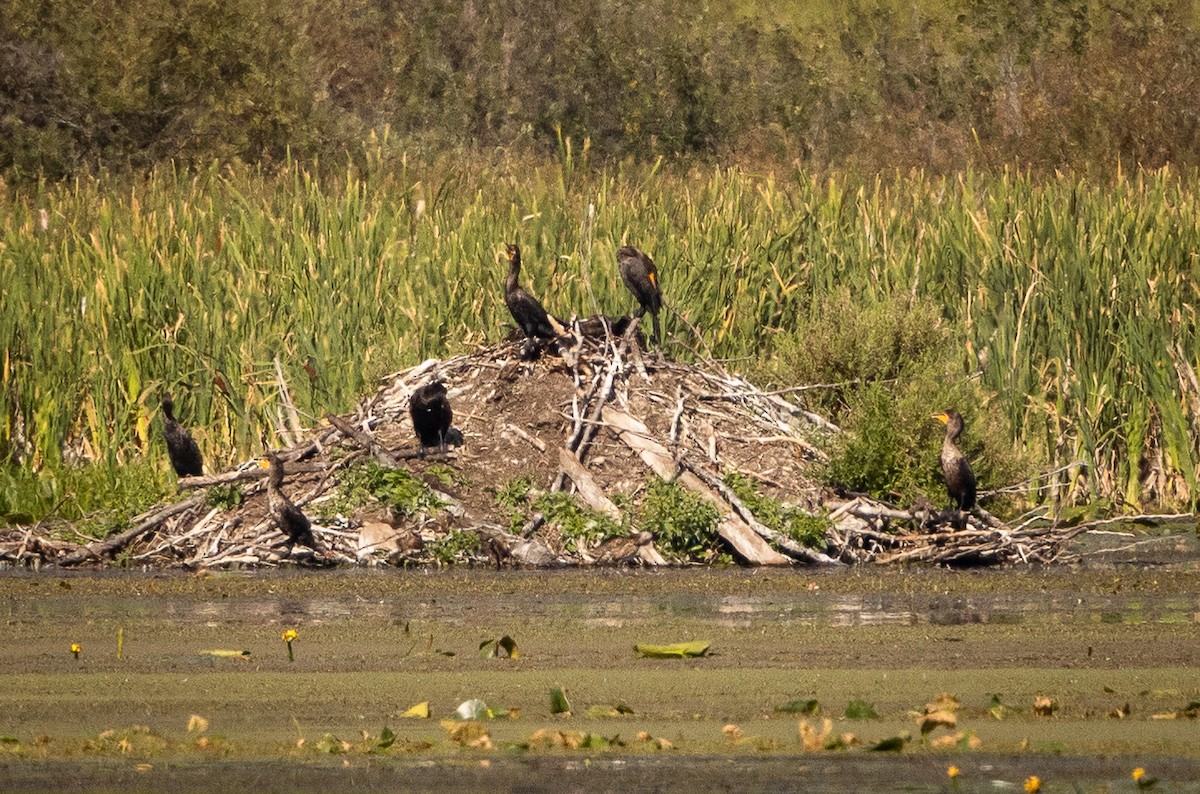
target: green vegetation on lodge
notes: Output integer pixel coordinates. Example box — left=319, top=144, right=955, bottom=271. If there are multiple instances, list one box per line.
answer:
left=1, top=155, right=1197, bottom=526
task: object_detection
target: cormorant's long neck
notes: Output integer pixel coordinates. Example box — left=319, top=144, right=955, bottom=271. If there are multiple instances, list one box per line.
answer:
left=506, top=255, right=521, bottom=295
left=267, top=463, right=284, bottom=490
left=946, top=417, right=964, bottom=444
left=162, top=401, right=176, bottom=422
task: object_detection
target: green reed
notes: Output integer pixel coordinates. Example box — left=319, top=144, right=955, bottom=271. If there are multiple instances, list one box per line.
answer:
left=1, top=153, right=1197, bottom=521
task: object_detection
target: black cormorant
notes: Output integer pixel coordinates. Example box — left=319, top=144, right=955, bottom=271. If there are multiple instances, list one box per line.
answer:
left=262, top=451, right=317, bottom=549
left=161, top=394, right=203, bottom=478
left=410, top=380, right=453, bottom=456
left=617, top=245, right=663, bottom=344
left=933, top=409, right=977, bottom=513
left=504, top=243, right=557, bottom=340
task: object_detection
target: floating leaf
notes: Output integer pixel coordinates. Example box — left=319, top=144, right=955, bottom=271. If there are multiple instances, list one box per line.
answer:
left=930, top=731, right=981, bottom=750
left=377, top=726, right=396, bottom=749
left=844, top=700, right=879, bottom=719
left=798, top=718, right=832, bottom=751
left=825, top=732, right=859, bottom=750
left=1032, top=695, right=1058, bottom=717
left=198, top=649, right=251, bottom=658
left=988, top=693, right=1020, bottom=720
left=479, top=635, right=520, bottom=659
left=402, top=701, right=430, bottom=719
left=633, top=641, right=711, bottom=658
left=869, top=734, right=908, bottom=752
left=586, top=704, right=635, bottom=718
left=776, top=699, right=821, bottom=716
left=635, top=731, right=672, bottom=750
left=528, top=728, right=577, bottom=748
left=1152, top=701, right=1200, bottom=720
left=441, top=720, right=493, bottom=748
left=550, top=687, right=572, bottom=715
left=456, top=699, right=493, bottom=720
left=580, top=733, right=613, bottom=749
left=314, top=733, right=350, bottom=754
left=918, top=710, right=957, bottom=736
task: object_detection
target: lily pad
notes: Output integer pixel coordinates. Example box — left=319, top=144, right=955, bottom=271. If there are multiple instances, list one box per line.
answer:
left=987, top=693, right=1020, bottom=720
left=633, top=641, right=711, bottom=658
left=776, top=699, right=821, bottom=716
left=844, top=700, right=879, bottom=719
left=314, top=732, right=349, bottom=754
left=479, top=635, right=520, bottom=659
left=550, top=687, right=572, bottom=715
left=586, top=704, right=635, bottom=718
left=869, top=734, right=907, bottom=752
left=456, top=699, right=492, bottom=720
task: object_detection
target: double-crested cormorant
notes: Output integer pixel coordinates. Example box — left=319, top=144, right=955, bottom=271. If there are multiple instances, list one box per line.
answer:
left=410, top=380, right=453, bottom=456
left=617, top=245, right=662, bottom=344
left=161, top=394, right=203, bottom=477
left=504, top=243, right=557, bottom=340
left=934, top=409, right=976, bottom=512
left=262, top=451, right=316, bottom=549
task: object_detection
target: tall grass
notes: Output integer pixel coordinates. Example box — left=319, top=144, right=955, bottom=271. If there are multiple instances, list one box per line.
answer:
left=2, top=152, right=1198, bottom=521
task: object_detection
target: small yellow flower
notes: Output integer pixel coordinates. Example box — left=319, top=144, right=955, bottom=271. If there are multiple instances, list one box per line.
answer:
left=1024, top=775, right=1041, bottom=793
left=70, top=643, right=82, bottom=658
left=947, top=765, right=960, bottom=779
left=282, top=628, right=298, bottom=662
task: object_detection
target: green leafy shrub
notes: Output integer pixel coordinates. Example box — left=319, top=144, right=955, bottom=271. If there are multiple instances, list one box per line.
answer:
left=492, top=478, right=623, bottom=550
left=533, top=491, right=624, bottom=553
left=205, top=484, right=243, bottom=510
left=762, top=291, right=1030, bottom=510
left=425, top=530, right=480, bottom=566
left=722, top=471, right=828, bottom=548
left=639, top=478, right=721, bottom=559
left=328, top=462, right=443, bottom=518
left=493, top=477, right=534, bottom=511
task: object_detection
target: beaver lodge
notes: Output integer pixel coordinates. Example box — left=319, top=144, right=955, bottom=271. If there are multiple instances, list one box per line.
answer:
left=1, top=323, right=1130, bottom=569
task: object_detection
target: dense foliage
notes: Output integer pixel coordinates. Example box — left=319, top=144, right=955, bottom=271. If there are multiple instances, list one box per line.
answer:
left=3, top=0, right=1200, bottom=179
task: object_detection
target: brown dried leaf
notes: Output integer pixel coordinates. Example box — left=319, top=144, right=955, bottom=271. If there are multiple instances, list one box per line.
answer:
left=798, top=718, right=833, bottom=751
left=1033, top=696, right=1058, bottom=717
left=919, top=709, right=958, bottom=736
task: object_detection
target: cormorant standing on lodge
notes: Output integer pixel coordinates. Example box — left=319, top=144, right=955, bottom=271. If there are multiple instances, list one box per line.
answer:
left=161, top=393, right=203, bottom=478
left=933, top=409, right=977, bottom=525
left=410, top=380, right=453, bottom=456
left=261, top=451, right=317, bottom=549
left=617, top=245, right=663, bottom=344
left=504, top=243, right=557, bottom=343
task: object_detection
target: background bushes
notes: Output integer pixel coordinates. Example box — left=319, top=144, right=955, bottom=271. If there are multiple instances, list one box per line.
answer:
left=3, top=0, right=1200, bottom=180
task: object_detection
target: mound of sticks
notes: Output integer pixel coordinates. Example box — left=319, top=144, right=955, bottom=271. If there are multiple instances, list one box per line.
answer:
left=2, top=319, right=1185, bottom=569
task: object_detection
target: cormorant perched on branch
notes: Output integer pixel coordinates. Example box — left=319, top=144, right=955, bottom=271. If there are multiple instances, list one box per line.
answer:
left=617, top=245, right=663, bottom=344
left=410, top=380, right=453, bottom=456
left=161, top=394, right=203, bottom=478
left=933, top=409, right=977, bottom=515
left=261, top=451, right=316, bottom=549
left=504, top=243, right=557, bottom=341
